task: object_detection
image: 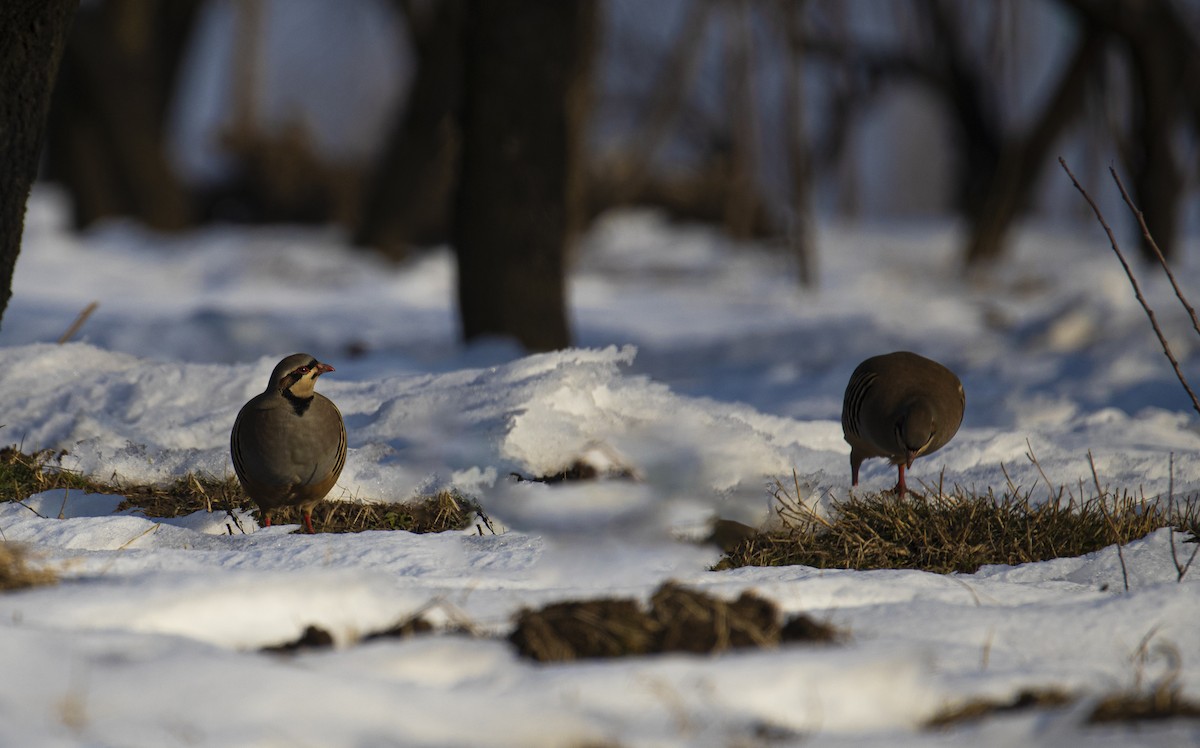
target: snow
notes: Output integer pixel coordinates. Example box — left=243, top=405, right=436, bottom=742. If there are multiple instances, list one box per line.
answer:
left=1, top=188, right=1199, bottom=745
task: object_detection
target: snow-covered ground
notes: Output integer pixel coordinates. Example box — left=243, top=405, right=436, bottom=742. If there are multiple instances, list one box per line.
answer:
left=1, top=188, right=1199, bottom=746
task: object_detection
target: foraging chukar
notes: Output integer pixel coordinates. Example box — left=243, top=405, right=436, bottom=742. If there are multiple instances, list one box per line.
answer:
left=841, top=351, right=964, bottom=497
left=231, top=353, right=346, bottom=533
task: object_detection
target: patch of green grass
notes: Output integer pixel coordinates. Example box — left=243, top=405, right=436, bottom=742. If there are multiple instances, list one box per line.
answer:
left=1, top=447, right=487, bottom=535
left=716, top=476, right=1200, bottom=575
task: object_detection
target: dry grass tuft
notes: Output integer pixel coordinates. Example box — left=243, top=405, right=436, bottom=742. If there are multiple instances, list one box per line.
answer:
left=511, top=457, right=638, bottom=484
left=280, top=491, right=487, bottom=534
left=509, top=581, right=839, bottom=662
left=928, top=682, right=1200, bottom=728
left=716, top=474, right=1200, bottom=574
left=114, top=473, right=246, bottom=518
left=0, top=542, right=57, bottom=591
left=363, top=615, right=436, bottom=642
left=0, top=447, right=100, bottom=500
left=926, top=688, right=1076, bottom=728
left=261, top=625, right=335, bottom=654
left=2, top=447, right=488, bottom=535
left=1087, top=685, right=1200, bottom=723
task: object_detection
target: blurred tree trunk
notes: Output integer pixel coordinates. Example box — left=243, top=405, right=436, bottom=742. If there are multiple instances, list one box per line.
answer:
left=1122, top=7, right=1186, bottom=262
left=778, top=0, right=816, bottom=288
left=585, top=0, right=777, bottom=239
left=454, top=0, right=596, bottom=352
left=963, top=23, right=1105, bottom=267
left=0, top=0, right=78, bottom=329
left=795, top=1, right=1004, bottom=230
left=722, top=0, right=760, bottom=240
left=600, top=0, right=712, bottom=208
left=43, top=0, right=198, bottom=230
left=355, top=0, right=464, bottom=258
left=924, top=1, right=1005, bottom=225
left=1060, top=0, right=1200, bottom=261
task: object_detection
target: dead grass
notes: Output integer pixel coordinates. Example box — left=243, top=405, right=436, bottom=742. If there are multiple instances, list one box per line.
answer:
left=0, top=447, right=101, bottom=499
left=261, top=625, right=335, bottom=654
left=1088, top=685, right=1200, bottom=723
left=927, top=683, right=1200, bottom=728
left=114, top=473, right=247, bottom=517
left=1, top=447, right=485, bottom=535
left=716, top=475, right=1200, bottom=575
left=509, top=581, right=841, bottom=662
left=0, top=542, right=57, bottom=591
left=926, top=688, right=1075, bottom=728
left=281, top=491, right=487, bottom=534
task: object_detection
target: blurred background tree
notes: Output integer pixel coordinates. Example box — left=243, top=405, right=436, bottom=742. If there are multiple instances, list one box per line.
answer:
left=11, top=0, right=1200, bottom=345
left=0, top=0, right=77, bottom=329
left=453, top=0, right=595, bottom=352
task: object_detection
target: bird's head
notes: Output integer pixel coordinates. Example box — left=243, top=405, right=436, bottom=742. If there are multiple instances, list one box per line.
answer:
left=269, top=353, right=334, bottom=398
left=895, top=399, right=936, bottom=468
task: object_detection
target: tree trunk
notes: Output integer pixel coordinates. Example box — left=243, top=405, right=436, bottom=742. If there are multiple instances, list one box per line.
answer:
left=43, top=0, right=197, bottom=230
left=1126, top=23, right=1184, bottom=261
left=1059, top=0, right=1200, bottom=261
left=355, top=0, right=464, bottom=257
left=453, top=1, right=596, bottom=352
left=722, top=0, right=760, bottom=240
left=0, top=0, right=78, bottom=329
left=962, top=25, right=1105, bottom=267
left=779, top=0, right=817, bottom=288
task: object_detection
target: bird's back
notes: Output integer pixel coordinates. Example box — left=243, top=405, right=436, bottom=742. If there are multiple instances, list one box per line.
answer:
left=842, top=351, right=964, bottom=460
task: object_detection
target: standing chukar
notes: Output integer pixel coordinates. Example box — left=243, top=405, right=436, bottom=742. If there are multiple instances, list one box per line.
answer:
left=841, top=351, right=964, bottom=497
left=231, top=353, right=346, bottom=533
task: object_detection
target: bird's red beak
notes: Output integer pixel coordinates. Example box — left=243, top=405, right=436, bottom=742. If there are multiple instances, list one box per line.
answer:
left=316, top=362, right=335, bottom=375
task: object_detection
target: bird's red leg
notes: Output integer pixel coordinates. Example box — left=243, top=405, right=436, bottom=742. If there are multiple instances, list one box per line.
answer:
left=303, top=511, right=315, bottom=534
left=895, top=464, right=908, bottom=498
left=263, top=513, right=272, bottom=528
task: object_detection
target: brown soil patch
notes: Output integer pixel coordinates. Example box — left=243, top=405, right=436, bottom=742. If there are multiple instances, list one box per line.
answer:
left=509, top=581, right=839, bottom=662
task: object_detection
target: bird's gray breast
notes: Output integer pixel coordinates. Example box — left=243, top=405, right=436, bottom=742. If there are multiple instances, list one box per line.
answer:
left=236, top=394, right=343, bottom=486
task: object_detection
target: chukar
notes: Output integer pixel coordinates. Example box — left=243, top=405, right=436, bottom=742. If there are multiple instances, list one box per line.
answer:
left=231, top=353, right=346, bottom=533
left=841, top=351, right=964, bottom=497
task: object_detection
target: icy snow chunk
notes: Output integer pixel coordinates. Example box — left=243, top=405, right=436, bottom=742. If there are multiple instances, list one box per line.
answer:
left=21, top=490, right=129, bottom=519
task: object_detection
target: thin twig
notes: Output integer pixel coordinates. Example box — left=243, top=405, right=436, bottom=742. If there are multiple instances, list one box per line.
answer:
left=1089, top=451, right=1128, bottom=592
left=1162, top=453, right=1200, bottom=583
left=1177, top=543, right=1198, bottom=584
left=1025, top=439, right=1059, bottom=505
left=117, top=523, right=161, bottom=550
left=1059, top=158, right=1200, bottom=419
left=57, top=302, right=99, bottom=344
left=980, top=627, right=994, bottom=671
left=1130, top=624, right=1162, bottom=692
left=1167, top=453, right=1182, bottom=579
left=1108, top=166, right=1200, bottom=339
left=999, top=461, right=1020, bottom=496
left=188, top=473, right=212, bottom=514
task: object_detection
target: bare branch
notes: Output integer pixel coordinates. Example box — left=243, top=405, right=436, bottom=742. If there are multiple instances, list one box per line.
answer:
left=1058, top=157, right=1200, bottom=420
left=57, top=301, right=98, bottom=344
left=1089, top=451, right=1128, bottom=593
left=1108, top=167, right=1200, bottom=340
